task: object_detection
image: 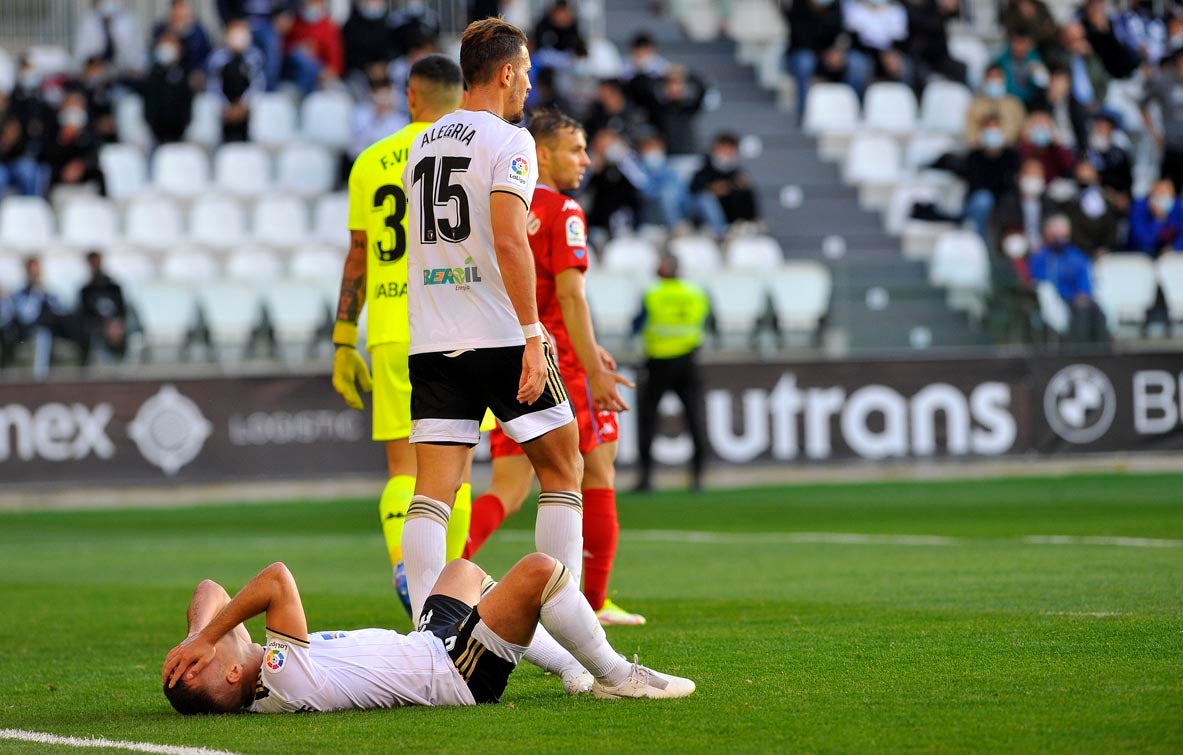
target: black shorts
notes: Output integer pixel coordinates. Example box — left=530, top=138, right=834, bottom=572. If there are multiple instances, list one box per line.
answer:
left=418, top=594, right=515, bottom=704
left=408, top=343, right=573, bottom=446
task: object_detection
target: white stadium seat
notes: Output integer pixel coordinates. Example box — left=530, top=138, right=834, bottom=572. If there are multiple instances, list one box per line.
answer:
left=726, top=235, right=783, bottom=270
left=0, top=254, right=23, bottom=291
left=290, top=244, right=342, bottom=281
left=125, top=196, right=183, bottom=252
left=803, top=84, right=859, bottom=161
left=705, top=271, right=768, bottom=342
left=843, top=134, right=902, bottom=210
left=125, top=281, right=200, bottom=356
left=1037, top=281, right=1070, bottom=335
left=585, top=271, right=642, bottom=340
left=114, top=93, right=152, bottom=150
left=249, top=93, right=299, bottom=148
left=768, top=261, right=831, bottom=332
left=40, top=253, right=90, bottom=307
left=277, top=144, right=336, bottom=198
left=189, top=196, right=247, bottom=250
left=930, top=231, right=991, bottom=317
left=601, top=236, right=659, bottom=275
left=919, top=80, right=973, bottom=136
left=253, top=195, right=309, bottom=248
left=863, top=82, right=917, bottom=136
left=264, top=280, right=330, bottom=356
left=99, top=144, right=148, bottom=200
left=668, top=235, right=724, bottom=280
left=949, top=34, right=990, bottom=87
left=1093, top=253, right=1157, bottom=333
left=886, top=183, right=956, bottom=260
left=0, top=48, right=14, bottom=94
left=904, top=133, right=957, bottom=174
left=60, top=197, right=119, bottom=248
left=300, top=90, right=353, bottom=150
left=197, top=281, right=265, bottom=356
left=161, top=246, right=220, bottom=282
left=585, top=38, right=624, bottom=79
left=726, top=0, right=786, bottom=46
left=26, top=45, right=71, bottom=77
left=313, top=192, right=350, bottom=247
left=185, top=91, right=224, bottom=147
left=225, top=246, right=283, bottom=282
left=214, top=142, right=272, bottom=198
left=1157, top=253, right=1183, bottom=323
left=0, top=196, right=55, bottom=251
left=152, top=143, right=210, bottom=199
left=103, top=249, right=157, bottom=284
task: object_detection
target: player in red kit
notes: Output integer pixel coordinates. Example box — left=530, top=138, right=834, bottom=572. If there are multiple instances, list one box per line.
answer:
left=463, top=110, right=645, bottom=626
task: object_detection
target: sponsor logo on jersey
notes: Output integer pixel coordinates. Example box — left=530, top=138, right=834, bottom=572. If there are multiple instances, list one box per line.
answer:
left=264, top=648, right=286, bottom=672
left=423, top=257, right=482, bottom=289
left=374, top=281, right=407, bottom=299
left=565, top=216, right=586, bottom=248
left=508, top=154, right=530, bottom=186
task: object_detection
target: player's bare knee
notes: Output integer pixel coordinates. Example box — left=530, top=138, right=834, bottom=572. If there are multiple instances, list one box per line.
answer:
left=440, top=558, right=486, bottom=584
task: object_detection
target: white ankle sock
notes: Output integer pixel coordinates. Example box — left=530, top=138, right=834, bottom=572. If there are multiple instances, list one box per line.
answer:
left=523, top=624, right=584, bottom=675
left=536, top=491, right=584, bottom=586
left=402, top=495, right=449, bottom=622
left=538, top=564, right=630, bottom=686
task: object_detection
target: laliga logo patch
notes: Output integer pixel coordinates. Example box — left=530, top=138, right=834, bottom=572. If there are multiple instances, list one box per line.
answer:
left=565, top=216, right=587, bottom=251
left=265, top=648, right=286, bottom=672
left=507, top=154, right=529, bottom=186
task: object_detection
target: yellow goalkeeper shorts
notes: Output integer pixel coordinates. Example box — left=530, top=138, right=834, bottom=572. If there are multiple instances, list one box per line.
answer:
left=371, top=342, right=412, bottom=441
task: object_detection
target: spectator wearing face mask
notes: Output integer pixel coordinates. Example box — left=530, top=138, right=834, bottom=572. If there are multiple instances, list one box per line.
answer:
left=1018, top=110, right=1075, bottom=182
left=207, top=18, right=266, bottom=142
left=640, top=66, right=707, bottom=156
left=74, top=0, right=147, bottom=76
left=1047, top=22, right=1110, bottom=149
left=782, top=0, right=852, bottom=122
left=217, top=0, right=295, bottom=91
left=533, top=0, right=587, bottom=57
left=1082, top=115, right=1132, bottom=211
left=932, top=114, right=1020, bottom=239
left=153, top=0, right=213, bottom=77
left=966, top=64, right=1027, bottom=147
left=350, top=74, right=409, bottom=159
left=1081, top=0, right=1140, bottom=79
left=634, top=133, right=690, bottom=229
left=144, top=33, right=194, bottom=145
left=1001, top=0, right=1059, bottom=58
left=6, top=256, right=76, bottom=376
left=0, top=94, right=43, bottom=197
left=78, top=250, right=127, bottom=365
left=1059, top=159, right=1119, bottom=257
left=1029, top=214, right=1109, bottom=345
left=990, top=157, right=1055, bottom=254
left=995, top=33, right=1047, bottom=107
left=76, top=57, right=117, bottom=145
left=843, top=0, right=912, bottom=95
left=1141, top=50, right=1183, bottom=191
left=988, top=230, right=1038, bottom=345
left=283, top=0, right=344, bottom=95
left=342, top=0, right=392, bottom=75
left=583, top=79, right=649, bottom=144
left=689, top=132, right=760, bottom=239
left=44, top=91, right=103, bottom=191
left=1128, top=179, right=1183, bottom=257
left=584, top=129, right=642, bottom=238
left=1039, top=67, right=1077, bottom=149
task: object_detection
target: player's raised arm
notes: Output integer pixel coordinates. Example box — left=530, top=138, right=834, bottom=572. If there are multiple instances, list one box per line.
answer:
left=163, top=562, right=308, bottom=688
left=184, top=579, right=253, bottom=646
left=490, top=191, right=547, bottom=405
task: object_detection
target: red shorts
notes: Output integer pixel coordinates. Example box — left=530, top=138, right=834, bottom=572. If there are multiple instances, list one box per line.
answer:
left=488, top=372, right=619, bottom=458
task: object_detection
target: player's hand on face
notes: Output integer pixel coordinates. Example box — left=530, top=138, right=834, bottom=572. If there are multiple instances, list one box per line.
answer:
left=332, top=346, right=372, bottom=410
left=590, top=367, right=633, bottom=412
left=517, top=338, right=548, bottom=405
left=162, top=634, right=217, bottom=689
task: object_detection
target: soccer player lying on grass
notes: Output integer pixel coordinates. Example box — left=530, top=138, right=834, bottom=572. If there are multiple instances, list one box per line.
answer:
left=161, top=554, right=694, bottom=714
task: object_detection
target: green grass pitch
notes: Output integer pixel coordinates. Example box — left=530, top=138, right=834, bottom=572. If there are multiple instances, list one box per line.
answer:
left=1, top=473, right=1181, bottom=753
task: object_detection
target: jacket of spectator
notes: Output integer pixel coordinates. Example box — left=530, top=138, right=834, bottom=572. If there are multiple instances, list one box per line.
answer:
left=144, top=43, right=194, bottom=144
left=151, top=0, right=213, bottom=75
left=583, top=80, right=650, bottom=144
left=1081, top=0, right=1140, bottom=78
left=638, top=68, right=707, bottom=156
left=1128, top=193, right=1183, bottom=256
left=74, top=0, right=147, bottom=73
left=285, top=8, right=345, bottom=77
left=207, top=45, right=266, bottom=105
left=966, top=70, right=1027, bottom=147
left=690, top=149, right=759, bottom=225
left=996, top=37, right=1046, bottom=105
left=1083, top=128, right=1133, bottom=201
left=905, top=0, right=965, bottom=83
left=1117, top=2, right=1168, bottom=64
left=217, top=0, right=296, bottom=22
left=1001, top=0, right=1059, bottom=54
left=990, top=190, right=1058, bottom=253
left=786, top=0, right=846, bottom=54
left=342, top=1, right=393, bottom=72
left=1028, top=241, right=1094, bottom=302
left=960, top=147, right=1021, bottom=198
left=1018, top=118, right=1076, bottom=182
left=1059, top=186, right=1120, bottom=255
left=44, top=97, right=101, bottom=188
left=533, top=1, right=586, bottom=55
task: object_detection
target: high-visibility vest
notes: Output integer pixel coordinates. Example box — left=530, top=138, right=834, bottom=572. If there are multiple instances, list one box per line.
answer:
left=641, top=278, right=710, bottom=359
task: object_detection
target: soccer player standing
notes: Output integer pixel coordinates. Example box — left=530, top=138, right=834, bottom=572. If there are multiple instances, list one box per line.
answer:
left=399, top=19, right=584, bottom=620
left=332, top=55, right=474, bottom=602
left=463, top=110, right=644, bottom=626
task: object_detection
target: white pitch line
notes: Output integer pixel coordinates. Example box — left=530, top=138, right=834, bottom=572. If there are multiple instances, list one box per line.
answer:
left=0, top=729, right=242, bottom=755
left=498, top=530, right=1183, bottom=548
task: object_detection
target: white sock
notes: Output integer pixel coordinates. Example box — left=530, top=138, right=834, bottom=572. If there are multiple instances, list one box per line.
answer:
left=536, top=491, right=584, bottom=586
left=523, top=623, right=585, bottom=676
left=538, top=562, right=630, bottom=686
left=402, top=495, right=449, bottom=622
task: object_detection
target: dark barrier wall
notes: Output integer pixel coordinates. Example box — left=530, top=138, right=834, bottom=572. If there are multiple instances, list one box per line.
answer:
left=2, top=352, right=1181, bottom=484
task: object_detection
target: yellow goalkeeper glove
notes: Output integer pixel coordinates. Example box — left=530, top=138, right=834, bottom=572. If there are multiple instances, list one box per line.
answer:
left=331, top=321, right=372, bottom=411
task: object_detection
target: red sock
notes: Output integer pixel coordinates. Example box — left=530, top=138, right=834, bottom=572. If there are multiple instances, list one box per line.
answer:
left=581, top=488, right=618, bottom=612
left=463, top=494, right=506, bottom=558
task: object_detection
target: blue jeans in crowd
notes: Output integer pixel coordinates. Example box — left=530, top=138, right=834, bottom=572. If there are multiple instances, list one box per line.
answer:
left=250, top=17, right=283, bottom=91
left=283, top=49, right=323, bottom=95
left=691, top=192, right=730, bottom=238
left=963, top=188, right=995, bottom=239
left=844, top=49, right=913, bottom=97
left=0, top=157, right=42, bottom=196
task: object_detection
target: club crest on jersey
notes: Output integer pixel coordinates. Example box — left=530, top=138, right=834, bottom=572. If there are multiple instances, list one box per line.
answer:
left=565, top=216, right=586, bottom=248
left=264, top=648, right=286, bottom=673
left=508, top=155, right=530, bottom=186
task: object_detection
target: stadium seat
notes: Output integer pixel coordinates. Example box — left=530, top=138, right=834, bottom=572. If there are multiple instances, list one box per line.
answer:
left=276, top=144, right=336, bottom=198
left=843, top=134, right=902, bottom=210
left=300, top=90, right=353, bottom=150
left=600, top=235, right=659, bottom=274
left=1157, top=253, right=1183, bottom=323
left=125, top=281, right=200, bottom=358
left=0, top=48, right=14, bottom=94
left=289, top=244, right=342, bottom=307
left=1036, top=281, right=1070, bottom=336
left=767, top=261, right=831, bottom=333
left=726, top=235, right=784, bottom=270
left=225, top=246, right=283, bottom=282
left=929, top=231, right=991, bottom=317
left=214, top=142, right=272, bottom=198
left=0, top=253, right=23, bottom=291
left=948, top=34, right=989, bottom=87
left=668, top=235, right=723, bottom=280
left=26, top=45, right=71, bottom=77
left=161, top=246, right=220, bottom=282
left=726, top=0, right=786, bottom=49
left=904, top=133, right=957, bottom=175
left=885, top=183, right=956, bottom=260
left=152, top=143, right=210, bottom=199
left=803, top=84, right=860, bottom=161
left=585, top=37, right=623, bottom=79
left=40, top=252, right=90, bottom=307
left=99, top=144, right=148, bottom=200
left=584, top=270, right=642, bottom=341
left=114, top=93, right=152, bottom=150
left=197, top=281, right=265, bottom=358
left=189, top=196, right=248, bottom=250
left=862, top=82, right=917, bottom=136
left=705, top=271, right=769, bottom=344
left=263, top=280, right=330, bottom=359
left=249, top=93, right=299, bottom=148
left=104, top=249, right=157, bottom=284
left=1093, top=253, right=1157, bottom=333
left=252, top=195, right=309, bottom=248
left=125, top=196, right=183, bottom=252
left=918, top=81, right=973, bottom=136
left=0, top=196, right=55, bottom=251
left=185, top=91, right=223, bottom=148
left=313, top=192, right=350, bottom=246
left=60, top=196, right=119, bottom=248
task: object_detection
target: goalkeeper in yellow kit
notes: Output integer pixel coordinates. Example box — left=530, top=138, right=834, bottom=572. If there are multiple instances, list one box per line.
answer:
left=332, top=54, right=480, bottom=614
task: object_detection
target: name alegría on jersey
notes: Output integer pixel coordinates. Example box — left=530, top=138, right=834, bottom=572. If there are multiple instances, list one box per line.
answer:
left=420, top=122, right=477, bottom=147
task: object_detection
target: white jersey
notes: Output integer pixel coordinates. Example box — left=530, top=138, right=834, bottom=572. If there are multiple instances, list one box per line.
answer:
left=247, top=628, right=475, bottom=713
left=403, top=110, right=539, bottom=355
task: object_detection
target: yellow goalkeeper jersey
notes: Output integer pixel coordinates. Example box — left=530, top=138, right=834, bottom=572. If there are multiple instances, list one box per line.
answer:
left=347, top=120, right=431, bottom=349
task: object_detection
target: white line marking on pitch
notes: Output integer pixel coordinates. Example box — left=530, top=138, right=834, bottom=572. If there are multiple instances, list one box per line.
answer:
left=499, top=530, right=1183, bottom=548
left=0, top=729, right=242, bottom=755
